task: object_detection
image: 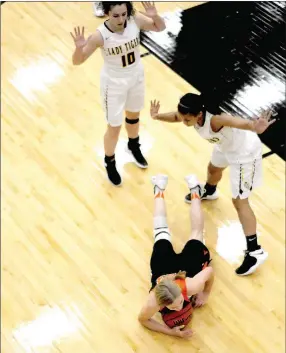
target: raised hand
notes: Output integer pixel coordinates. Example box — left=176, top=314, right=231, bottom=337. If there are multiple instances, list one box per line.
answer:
left=141, top=2, right=158, bottom=18
left=150, top=100, right=160, bottom=119
left=252, top=109, right=276, bottom=134
left=70, top=26, right=86, bottom=49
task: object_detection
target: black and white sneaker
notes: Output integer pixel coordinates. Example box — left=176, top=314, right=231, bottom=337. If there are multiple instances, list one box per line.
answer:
left=105, top=159, right=121, bottom=186
left=184, top=183, right=219, bottom=204
left=127, top=141, right=148, bottom=169
left=235, top=247, right=268, bottom=276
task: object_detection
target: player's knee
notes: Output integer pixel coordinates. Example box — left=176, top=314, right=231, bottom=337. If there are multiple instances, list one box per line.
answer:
left=153, top=216, right=170, bottom=242
left=189, top=230, right=203, bottom=241
left=208, top=162, right=224, bottom=175
left=125, top=117, right=139, bottom=124
left=106, top=125, right=121, bottom=137
left=125, top=111, right=140, bottom=120
left=154, top=216, right=168, bottom=229
left=153, top=229, right=171, bottom=243
left=232, top=197, right=249, bottom=210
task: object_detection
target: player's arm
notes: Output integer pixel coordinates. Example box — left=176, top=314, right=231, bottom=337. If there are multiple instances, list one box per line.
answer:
left=134, top=2, right=166, bottom=32
left=138, top=293, right=175, bottom=336
left=154, top=111, right=182, bottom=123
left=211, top=113, right=256, bottom=132
left=211, top=110, right=275, bottom=134
left=186, top=267, right=214, bottom=297
left=72, top=30, right=103, bottom=65
left=135, top=12, right=166, bottom=32
left=150, top=100, right=182, bottom=123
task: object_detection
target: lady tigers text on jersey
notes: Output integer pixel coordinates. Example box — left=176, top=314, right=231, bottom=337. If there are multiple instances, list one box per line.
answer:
left=97, top=18, right=142, bottom=74
left=104, top=36, right=140, bottom=56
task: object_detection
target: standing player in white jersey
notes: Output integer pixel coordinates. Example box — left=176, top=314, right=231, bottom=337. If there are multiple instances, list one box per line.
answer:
left=71, top=2, right=166, bottom=186
left=149, top=94, right=276, bottom=276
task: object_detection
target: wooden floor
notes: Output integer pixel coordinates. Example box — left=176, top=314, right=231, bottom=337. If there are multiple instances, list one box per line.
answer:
left=1, top=2, right=285, bottom=353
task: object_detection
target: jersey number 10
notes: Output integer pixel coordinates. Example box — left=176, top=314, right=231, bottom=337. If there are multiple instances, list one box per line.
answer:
left=121, top=51, right=135, bottom=67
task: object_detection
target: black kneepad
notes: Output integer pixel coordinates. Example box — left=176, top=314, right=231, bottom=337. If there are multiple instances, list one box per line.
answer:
left=125, top=117, right=139, bottom=124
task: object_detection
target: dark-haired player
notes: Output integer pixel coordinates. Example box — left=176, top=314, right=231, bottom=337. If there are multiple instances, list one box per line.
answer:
left=150, top=95, right=275, bottom=276
left=71, top=2, right=166, bottom=186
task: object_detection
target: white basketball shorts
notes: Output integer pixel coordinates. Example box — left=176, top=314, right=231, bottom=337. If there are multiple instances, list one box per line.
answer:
left=211, top=145, right=263, bottom=199
left=100, top=68, right=145, bottom=127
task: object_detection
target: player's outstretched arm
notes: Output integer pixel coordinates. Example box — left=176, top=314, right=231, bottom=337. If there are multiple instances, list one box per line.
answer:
left=71, top=27, right=103, bottom=65
left=211, top=110, right=275, bottom=134
left=150, top=100, right=182, bottom=123
left=135, top=2, right=166, bottom=32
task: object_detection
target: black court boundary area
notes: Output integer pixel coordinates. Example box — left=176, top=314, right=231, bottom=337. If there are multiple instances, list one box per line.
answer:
left=139, top=44, right=282, bottom=160
left=140, top=3, right=286, bottom=161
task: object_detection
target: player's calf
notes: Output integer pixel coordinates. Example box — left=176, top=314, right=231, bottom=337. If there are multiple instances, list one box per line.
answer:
left=152, top=175, right=170, bottom=243
left=232, top=197, right=268, bottom=275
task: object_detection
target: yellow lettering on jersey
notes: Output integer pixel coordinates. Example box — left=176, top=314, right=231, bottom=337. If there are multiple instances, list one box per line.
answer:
left=207, top=137, right=220, bottom=144
left=105, top=36, right=140, bottom=57
left=124, top=36, right=140, bottom=52
left=115, top=46, right=122, bottom=55
left=105, top=46, right=123, bottom=56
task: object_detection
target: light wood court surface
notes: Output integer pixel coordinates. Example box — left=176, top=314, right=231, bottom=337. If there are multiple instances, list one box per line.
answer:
left=1, top=2, right=285, bottom=353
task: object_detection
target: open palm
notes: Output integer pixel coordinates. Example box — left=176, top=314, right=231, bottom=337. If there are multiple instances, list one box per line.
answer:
left=141, top=2, right=158, bottom=18
left=70, top=26, right=86, bottom=49
left=150, top=100, right=160, bottom=118
left=253, top=110, right=276, bottom=134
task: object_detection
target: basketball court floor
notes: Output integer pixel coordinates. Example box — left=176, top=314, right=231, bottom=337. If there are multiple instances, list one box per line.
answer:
left=1, top=2, right=285, bottom=353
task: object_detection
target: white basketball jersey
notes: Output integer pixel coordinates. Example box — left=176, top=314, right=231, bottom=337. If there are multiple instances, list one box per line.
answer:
left=97, top=18, right=143, bottom=77
left=195, top=111, right=262, bottom=162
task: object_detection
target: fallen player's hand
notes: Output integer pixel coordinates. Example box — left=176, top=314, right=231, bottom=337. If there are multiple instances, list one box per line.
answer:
left=171, top=326, right=193, bottom=338
left=194, top=291, right=209, bottom=308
